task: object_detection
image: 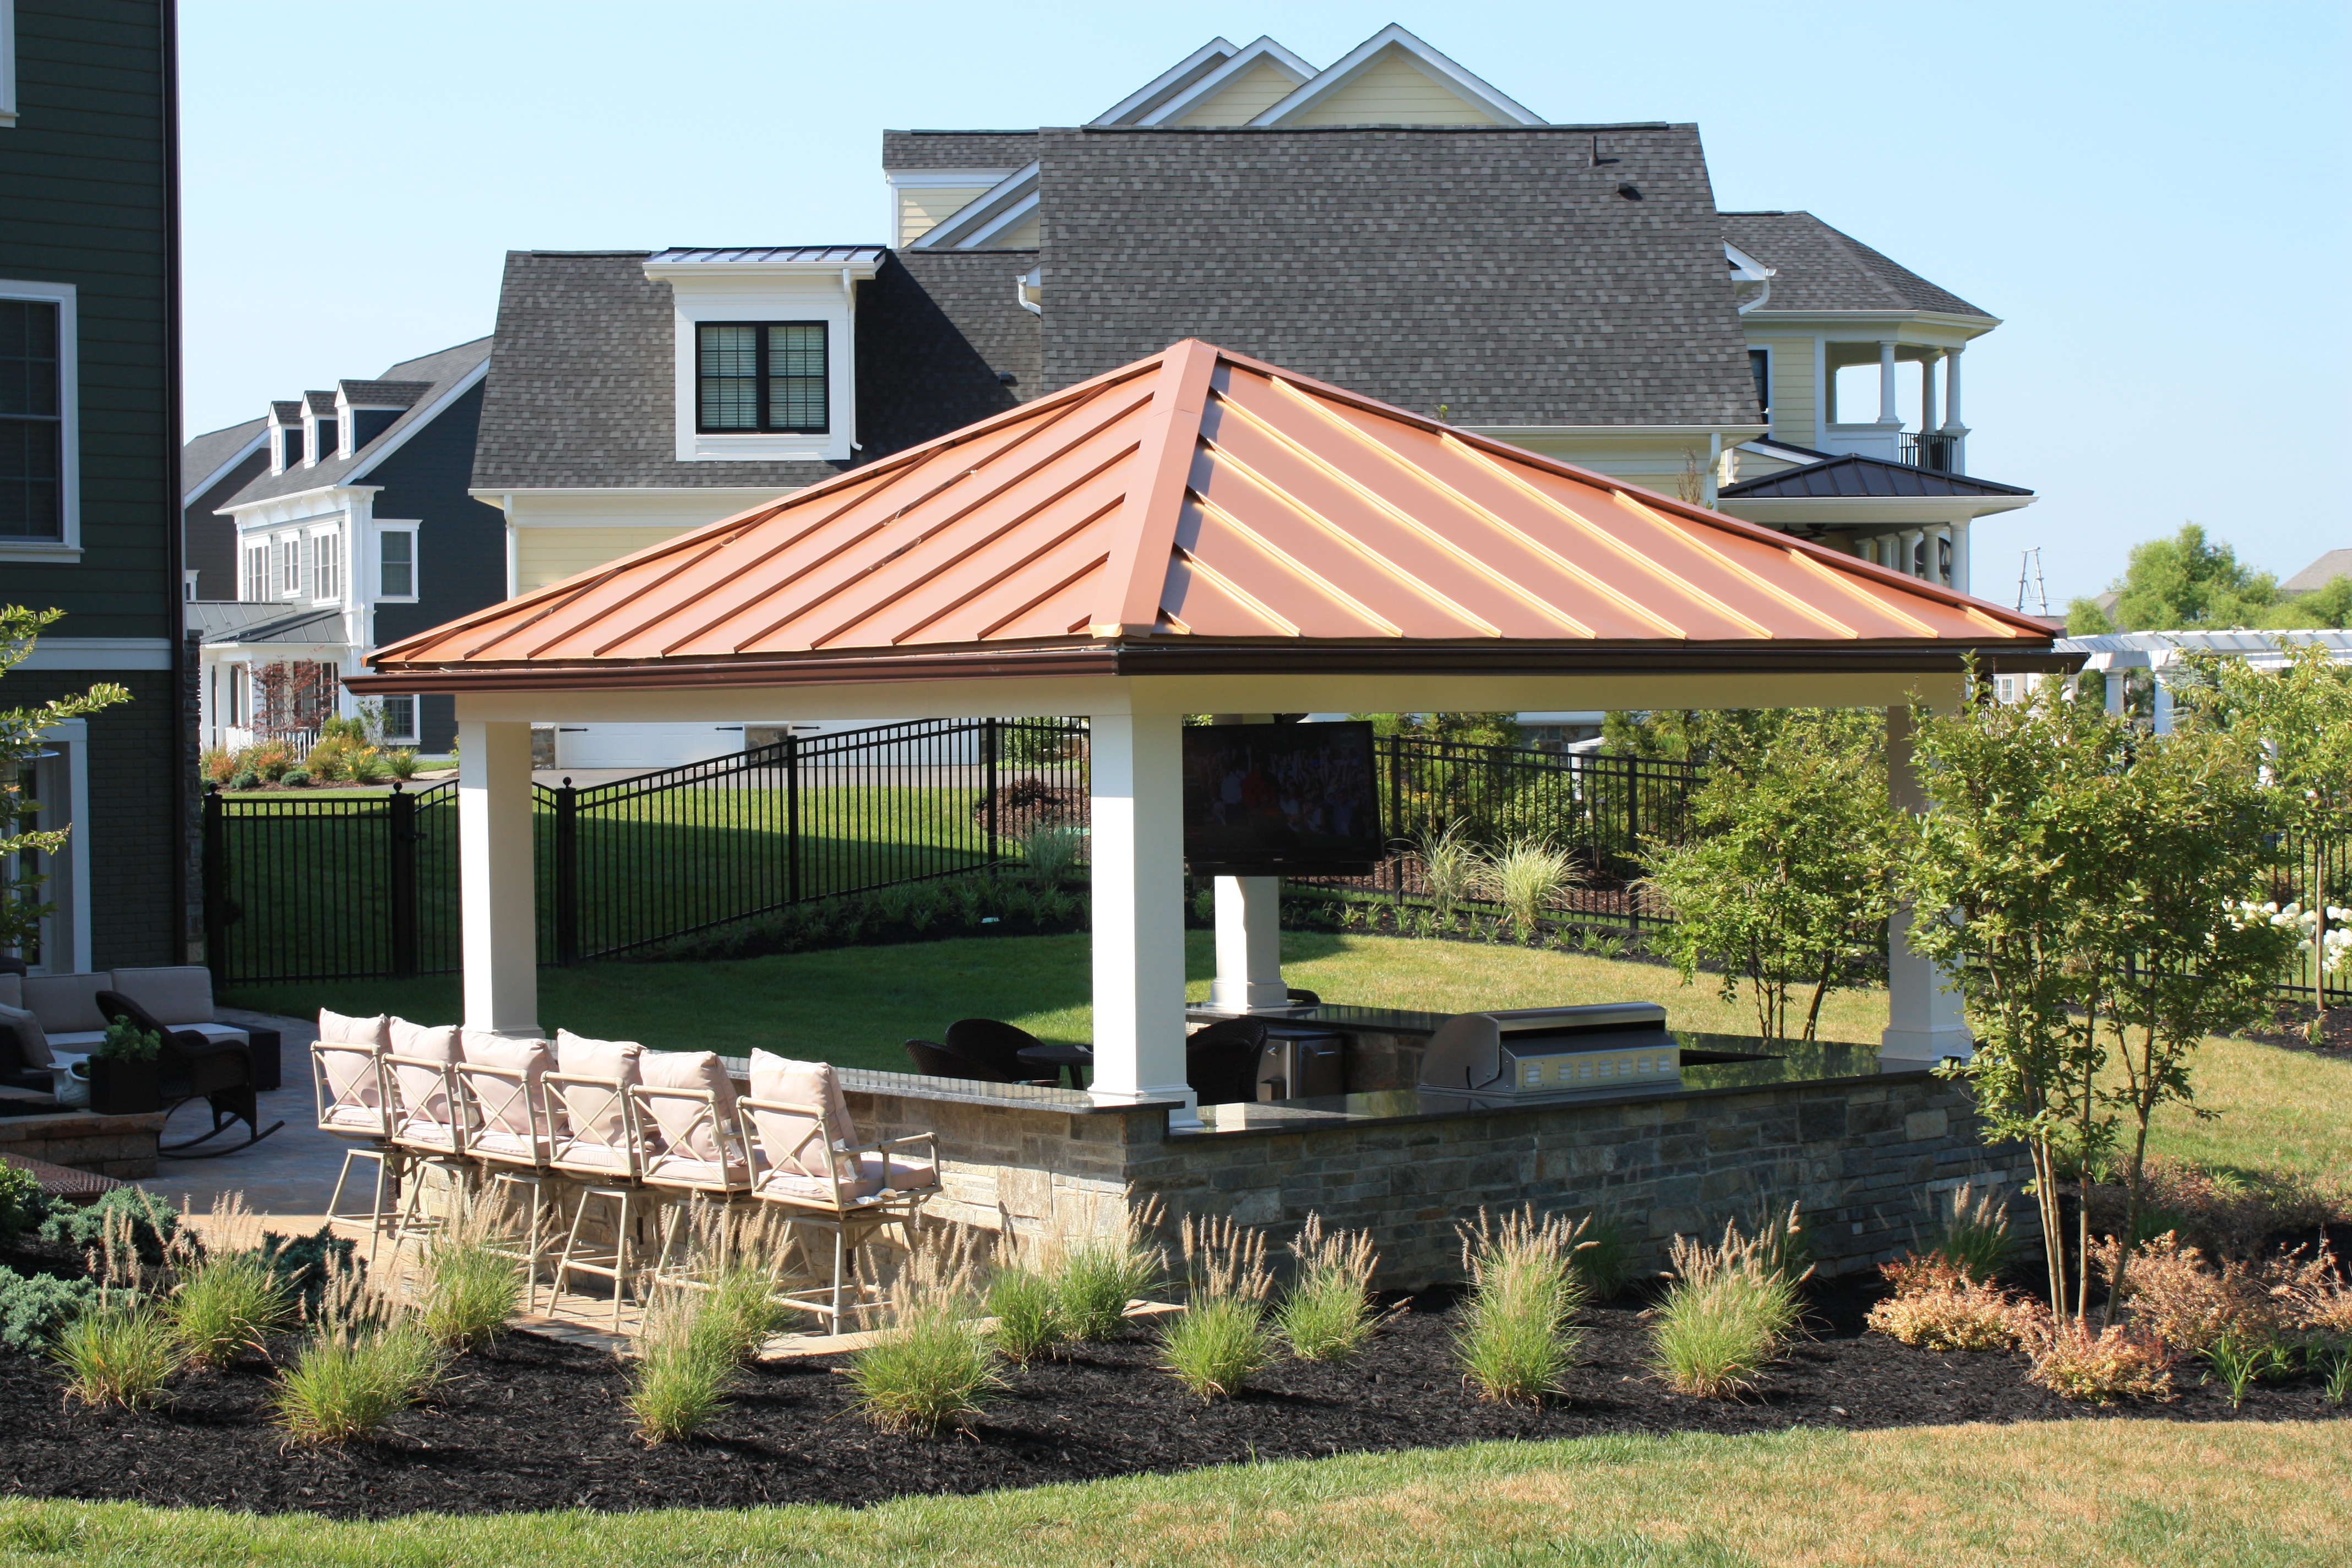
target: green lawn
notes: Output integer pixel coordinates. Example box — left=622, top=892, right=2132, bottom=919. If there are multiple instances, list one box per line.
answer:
left=2, top=1419, right=2342, bottom=1567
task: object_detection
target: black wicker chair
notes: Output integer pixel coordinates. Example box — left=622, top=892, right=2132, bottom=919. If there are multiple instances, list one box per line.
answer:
left=944, top=1018, right=1059, bottom=1086
left=1286, top=988, right=1321, bottom=1007
left=94, top=990, right=284, bottom=1156
left=1185, top=1016, right=1271, bottom=1107
left=903, top=1037, right=1015, bottom=1082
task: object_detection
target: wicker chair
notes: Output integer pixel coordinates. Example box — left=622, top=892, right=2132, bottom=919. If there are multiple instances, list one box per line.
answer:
left=94, top=989, right=284, bottom=1156
left=943, top=1018, right=1058, bottom=1085
left=1186, top=1015, right=1271, bottom=1107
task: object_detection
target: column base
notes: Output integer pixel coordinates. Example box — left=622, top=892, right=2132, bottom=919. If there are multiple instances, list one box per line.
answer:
left=1089, top=1082, right=1200, bottom=1128
left=1879, top=1025, right=1972, bottom=1065
left=1202, top=978, right=1297, bottom=1014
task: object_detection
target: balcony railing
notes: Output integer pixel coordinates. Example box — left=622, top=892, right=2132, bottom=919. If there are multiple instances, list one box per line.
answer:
left=1897, top=431, right=1961, bottom=472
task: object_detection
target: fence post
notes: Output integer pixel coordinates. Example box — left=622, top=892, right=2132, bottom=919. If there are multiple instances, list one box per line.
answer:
left=388, top=782, right=419, bottom=979
left=983, top=717, right=999, bottom=865
left=1624, top=754, right=1641, bottom=857
left=786, top=734, right=802, bottom=905
left=200, top=785, right=230, bottom=987
left=1385, top=737, right=1406, bottom=896
left=553, top=777, right=580, bottom=967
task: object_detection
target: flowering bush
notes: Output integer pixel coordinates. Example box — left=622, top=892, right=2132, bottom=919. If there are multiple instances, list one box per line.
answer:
left=1866, top=1258, right=2019, bottom=1352
left=2226, top=900, right=2352, bottom=974
left=2015, top=1310, right=2176, bottom=1403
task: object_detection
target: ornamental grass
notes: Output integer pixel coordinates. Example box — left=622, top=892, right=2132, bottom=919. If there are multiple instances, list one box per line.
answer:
left=1161, top=1215, right=1274, bottom=1400
left=1453, top=1206, right=1588, bottom=1404
left=1649, top=1216, right=1805, bottom=1400
left=848, top=1233, right=1001, bottom=1435
left=1273, top=1212, right=1379, bottom=1364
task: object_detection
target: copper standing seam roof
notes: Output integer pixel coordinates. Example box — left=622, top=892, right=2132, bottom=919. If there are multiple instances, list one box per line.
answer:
left=360, top=340, right=2055, bottom=694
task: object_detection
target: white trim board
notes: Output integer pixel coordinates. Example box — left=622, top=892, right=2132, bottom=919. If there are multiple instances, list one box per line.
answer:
left=1136, top=35, right=1316, bottom=126
left=1091, top=37, right=1238, bottom=124
left=1248, top=25, right=1543, bottom=127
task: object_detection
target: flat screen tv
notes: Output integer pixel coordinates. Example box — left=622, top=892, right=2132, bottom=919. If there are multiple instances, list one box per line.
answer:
left=1181, top=721, right=1384, bottom=875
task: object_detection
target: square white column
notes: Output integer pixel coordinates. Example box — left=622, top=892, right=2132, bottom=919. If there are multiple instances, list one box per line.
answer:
left=1208, top=876, right=1287, bottom=1012
left=459, top=717, right=541, bottom=1038
left=1882, top=705, right=1971, bottom=1063
left=1086, top=710, right=1194, bottom=1115
left=2104, top=672, right=2125, bottom=715
left=1877, top=340, right=1901, bottom=425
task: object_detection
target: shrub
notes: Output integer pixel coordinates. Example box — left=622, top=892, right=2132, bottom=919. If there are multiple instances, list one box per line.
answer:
left=166, top=1249, right=292, bottom=1368
left=1275, top=1213, right=1379, bottom=1363
left=280, top=769, right=311, bottom=788
left=1865, top=1261, right=2018, bottom=1352
left=984, top=1262, right=1061, bottom=1364
left=625, top=1287, right=738, bottom=1445
left=411, top=1190, right=524, bottom=1351
left=2082, top=1157, right=2343, bottom=1262
left=2096, top=1232, right=2269, bottom=1355
left=1454, top=1207, right=1587, bottom=1404
left=0, top=1164, right=46, bottom=1243
left=1570, top=1216, right=1637, bottom=1300
left=38, top=1189, right=177, bottom=1254
left=2264, top=1234, right=2352, bottom=1336
left=1922, top=1182, right=2014, bottom=1283
left=1162, top=1215, right=1273, bottom=1400
left=254, top=1226, right=356, bottom=1299
left=1049, top=1201, right=1163, bottom=1342
left=0, top=1264, right=98, bottom=1353
left=1650, top=1219, right=1804, bottom=1399
left=848, top=1237, right=1000, bottom=1435
left=347, top=750, right=391, bottom=785
left=199, top=745, right=233, bottom=783
left=226, top=771, right=259, bottom=792
left=303, top=742, right=349, bottom=781
left=249, top=743, right=293, bottom=782
left=2016, top=1311, right=2176, bottom=1403
left=1019, top=823, right=1085, bottom=888
left=384, top=748, right=422, bottom=780
left=53, top=1298, right=180, bottom=1407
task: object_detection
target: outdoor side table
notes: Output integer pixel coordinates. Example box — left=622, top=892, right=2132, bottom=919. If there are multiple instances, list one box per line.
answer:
left=1016, top=1043, right=1093, bottom=1090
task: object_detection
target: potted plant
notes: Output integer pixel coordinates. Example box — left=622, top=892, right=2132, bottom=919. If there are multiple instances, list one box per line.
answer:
left=85, top=1020, right=162, bottom=1114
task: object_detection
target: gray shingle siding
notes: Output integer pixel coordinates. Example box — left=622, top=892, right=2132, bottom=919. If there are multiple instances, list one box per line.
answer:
left=469, top=252, right=851, bottom=492
left=1722, top=211, right=1989, bottom=319
left=1037, top=126, right=1758, bottom=425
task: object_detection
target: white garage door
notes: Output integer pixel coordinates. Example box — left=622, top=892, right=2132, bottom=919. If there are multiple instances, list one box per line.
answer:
left=552, top=724, right=745, bottom=771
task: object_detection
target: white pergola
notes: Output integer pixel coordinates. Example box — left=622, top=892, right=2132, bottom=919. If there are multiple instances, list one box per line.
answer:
left=356, top=342, right=2068, bottom=1114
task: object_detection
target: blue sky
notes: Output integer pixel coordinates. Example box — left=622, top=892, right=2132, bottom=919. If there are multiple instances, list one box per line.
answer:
left=181, top=1, right=2349, bottom=607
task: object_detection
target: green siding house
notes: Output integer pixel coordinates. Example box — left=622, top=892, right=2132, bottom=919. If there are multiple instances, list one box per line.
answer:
left=2, top=0, right=188, bottom=972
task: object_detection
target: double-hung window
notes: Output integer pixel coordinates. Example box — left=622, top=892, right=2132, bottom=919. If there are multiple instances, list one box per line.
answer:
left=379, top=695, right=418, bottom=744
left=378, top=529, right=414, bottom=598
left=278, top=533, right=300, bottom=596
left=0, top=298, right=61, bottom=539
left=696, top=322, right=826, bottom=434
left=242, top=541, right=269, bottom=601
left=312, top=530, right=339, bottom=602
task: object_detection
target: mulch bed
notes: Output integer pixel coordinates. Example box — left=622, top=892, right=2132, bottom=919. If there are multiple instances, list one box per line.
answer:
left=0, top=1276, right=2340, bottom=1521
left=2239, top=1002, right=2352, bottom=1060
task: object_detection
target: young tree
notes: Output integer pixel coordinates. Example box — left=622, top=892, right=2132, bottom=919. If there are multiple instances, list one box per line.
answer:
left=2, top=608, right=133, bottom=954
left=2067, top=522, right=2280, bottom=634
left=1641, top=712, right=1898, bottom=1044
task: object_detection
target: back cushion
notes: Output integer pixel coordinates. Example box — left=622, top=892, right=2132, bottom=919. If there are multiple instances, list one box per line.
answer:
left=314, top=1009, right=390, bottom=1109
left=0, top=1002, right=52, bottom=1068
left=318, top=1009, right=391, bottom=1049
left=0, top=973, right=20, bottom=1009
left=108, top=966, right=215, bottom=1024
left=21, top=973, right=111, bottom=1035
left=385, top=1017, right=460, bottom=1120
left=639, top=1049, right=738, bottom=1159
left=460, top=1032, right=556, bottom=1136
left=555, top=1029, right=643, bottom=1146
left=747, top=1050, right=855, bottom=1180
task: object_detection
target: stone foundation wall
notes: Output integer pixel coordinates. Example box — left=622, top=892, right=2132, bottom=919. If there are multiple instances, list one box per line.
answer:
left=851, top=1070, right=2033, bottom=1288
left=0, top=1110, right=167, bottom=1179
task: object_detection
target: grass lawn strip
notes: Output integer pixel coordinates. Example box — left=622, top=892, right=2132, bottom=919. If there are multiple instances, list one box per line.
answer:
left=0, top=1419, right=2341, bottom=1567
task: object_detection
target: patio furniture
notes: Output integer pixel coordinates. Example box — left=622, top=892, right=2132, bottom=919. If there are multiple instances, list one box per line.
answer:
left=1287, top=988, right=1321, bottom=1007
left=93, top=989, right=285, bottom=1156
left=944, top=1018, right=1055, bottom=1084
left=542, top=1030, right=651, bottom=1331
left=1014, top=1041, right=1093, bottom=1090
left=383, top=1019, right=467, bottom=1249
left=901, top=1037, right=1014, bottom=1082
left=742, top=1049, right=939, bottom=1331
left=311, top=1009, right=402, bottom=1256
left=630, top=1049, right=756, bottom=1292
left=1186, top=1016, right=1271, bottom=1107
left=454, top=1030, right=560, bottom=1310
left=14, top=966, right=272, bottom=1088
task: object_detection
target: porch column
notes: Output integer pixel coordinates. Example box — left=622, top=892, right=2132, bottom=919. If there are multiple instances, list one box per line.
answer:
left=1086, top=710, right=1194, bottom=1116
left=1941, top=346, right=1968, bottom=473
left=2105, top=671, right=2125, bottom=714
left=1208, top=876, right=1286, bottom=1012
left=2152, top=674, right=2175, bottom=736
left=1920, top=350, right=1940, bottom=434
left=459, top=718, right=540, bottom=1038
left=1899, top=528, right=1924, bottom=578
left=1877, top=341, right=1900, bottom=425
left=1948, top=518, right=1972, bottom=595
left=1883, top=705, right=1972, bottom=1062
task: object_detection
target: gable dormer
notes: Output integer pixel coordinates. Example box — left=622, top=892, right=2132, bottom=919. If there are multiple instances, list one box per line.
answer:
left=300, top=390, right=336, bottom=467
left=1248, top=26, right=1543, bottom=127
left=334, top=379, right=432, bottom=456
left=641, top=247, right=884, bottom=464
left=266, top=400, right=303, bottom=473
left=1090, top=35, right=1317, bottom=127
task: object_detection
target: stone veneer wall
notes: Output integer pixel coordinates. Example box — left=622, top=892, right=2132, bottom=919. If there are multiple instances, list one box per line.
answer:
left=0, top=1110, right=167, bottom=1179
left=847, top=1068, right=2032, bottom=1288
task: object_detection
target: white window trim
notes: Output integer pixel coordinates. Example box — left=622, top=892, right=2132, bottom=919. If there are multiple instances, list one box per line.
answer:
left=1747, top=343, right=1773, bottom=431
left=1, top=1, right=17, bottom=129
left=645, top=257, right=875, bottom=464
left=373, top=519, right=421, bottom=603
left=21, top=718, right=91, bottom=975
left=0, top=277, right=79, bottom=560
left=307, top=522, right=343, bottom=605
left=378, top=693, right=420, bottom=744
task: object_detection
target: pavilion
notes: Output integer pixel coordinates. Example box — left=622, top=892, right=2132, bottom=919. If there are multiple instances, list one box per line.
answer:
left=354, top=339, right=2065, bottom=1141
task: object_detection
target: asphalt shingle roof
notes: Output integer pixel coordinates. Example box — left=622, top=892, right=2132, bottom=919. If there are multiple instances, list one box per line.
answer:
left=180, top=416, right=266, bottom=500
left=336, top=379, right=433, bottom=408
left=1719, top=452, right=2031, bottom=499
left=882, top=130, right=1041, bottom=170
left=223, top=337, right=493, bottom=508
left=1037, top=124, right=1758, bottom=425
left=2283, top=548, right=2352, bottom=594
left=1721, top=211, right=1989, bottom=318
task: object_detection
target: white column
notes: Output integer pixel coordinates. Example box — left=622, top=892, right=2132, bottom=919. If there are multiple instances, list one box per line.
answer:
left=1086, top=710, right=1194, bottom=1116
left=1940, top=345, right=1964, bottom=428
left=1949, top=518, right=1972, bottom=595
left=459, top=718, right=541, bottom=1038
left=2152, top=676, right=2174, bottom=735
left=1877, top=341, right=1900, bottom=425
left=1899, top=528, right=1924, bottom=578
left=1882, top=705, right=1972, bottom=1061
left=1920, top=350, right=1940, bottom=434
left=2104, top=671, right=2125, bottom=715
left=1208, top=877, right=1286, bottom=1012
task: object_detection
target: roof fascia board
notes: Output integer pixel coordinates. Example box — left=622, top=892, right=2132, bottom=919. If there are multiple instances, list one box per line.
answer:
left=1469, top=423, right=1772, bottom=440
left=951, top=191, right=1041, bottom=250
left=1724, top=241, right=1773, bottom=281
left=641, top=257, right=885, bottom=280
left=344, top=354, right=493, bottom=486
left=1091, top=36, right=1239, bottom=124
left=1247, top=24, right=1544, bottom=127
left=1721, top=495, right=2037, bottom=521
left=910, top=163, right=1040, bottom=250
left=217, top=483, right=383, bottom=521
left=882, top=166, right=1020, bottom=187
left=1135, top=36, right=1317, bottom=126
left=182, top=428, right=269, bottom=508
left=1743, top=307, right=2002, bottom=332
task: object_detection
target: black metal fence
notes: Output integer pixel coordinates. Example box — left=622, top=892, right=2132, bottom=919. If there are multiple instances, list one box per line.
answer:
left=2267, top=831, right=2352, bottom=1010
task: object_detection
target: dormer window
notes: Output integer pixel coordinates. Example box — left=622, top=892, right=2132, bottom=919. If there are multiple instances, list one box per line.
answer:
left=277, top=428, right=301, bottom=471
left=312, top=419, right=336, bottom=463
left=697, top=322, right=827, bottom=434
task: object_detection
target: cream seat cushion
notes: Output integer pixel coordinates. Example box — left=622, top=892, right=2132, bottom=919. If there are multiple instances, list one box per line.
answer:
left=21, top=973, right=110, bottom=1035
left=745, top=1052, right=932, bottom=1205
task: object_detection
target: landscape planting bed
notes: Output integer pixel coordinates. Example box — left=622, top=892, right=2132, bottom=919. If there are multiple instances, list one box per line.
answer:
left=0, top=1272, right=2341, bottom=1520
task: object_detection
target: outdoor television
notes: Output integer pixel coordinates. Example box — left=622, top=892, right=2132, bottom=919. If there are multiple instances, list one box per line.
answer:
left=1180, top=721, right=1384, bottom=876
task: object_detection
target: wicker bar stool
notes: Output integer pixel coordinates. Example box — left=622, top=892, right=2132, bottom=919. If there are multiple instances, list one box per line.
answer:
left=541, top=1031, right=650, bottom=1331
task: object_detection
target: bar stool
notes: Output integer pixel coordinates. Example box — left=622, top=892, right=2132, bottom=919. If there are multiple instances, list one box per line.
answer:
left=742, top=1050, right=939, bottom=1331
left=629, top=1049, right=756, bottom=1294
left=310, top=1010, right=399, bottom=1263
left=454, top=1031, right=559, bottom=1311
left=382, top=1020, right=467, bottom=1259
left=542, top=1030, right=649, bottom=1331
